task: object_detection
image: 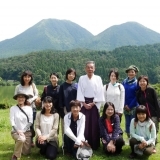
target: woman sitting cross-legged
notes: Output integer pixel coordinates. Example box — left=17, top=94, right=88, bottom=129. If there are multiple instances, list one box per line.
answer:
left=35, top=96, right=59, bottom=160
left=10, top=92, right=33, bottom=160
left=63, top=100, right=86, bottom=158
left=129, top=105, right=156, bottom=159
left=99, top=102, right=125, bottom=155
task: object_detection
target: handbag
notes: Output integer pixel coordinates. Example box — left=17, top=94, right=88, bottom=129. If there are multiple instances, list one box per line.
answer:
left=17, top=105, right=35, bottom=137
left=32, top=83, right=41, bottom=108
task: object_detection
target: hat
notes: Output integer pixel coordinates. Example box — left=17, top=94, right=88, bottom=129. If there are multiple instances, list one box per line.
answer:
left=13, top=92, right=32, bottom=100
left=76, top=144, right=93, bottom=160
left=125, top=65, right=139, bottom=73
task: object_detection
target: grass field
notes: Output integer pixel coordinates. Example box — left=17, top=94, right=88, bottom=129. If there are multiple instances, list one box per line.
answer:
left=0, top=109, right=160, bottom=160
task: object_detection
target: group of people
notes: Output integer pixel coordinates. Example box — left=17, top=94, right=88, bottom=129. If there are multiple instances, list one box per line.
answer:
left=9, top=61, right=160, bottom=160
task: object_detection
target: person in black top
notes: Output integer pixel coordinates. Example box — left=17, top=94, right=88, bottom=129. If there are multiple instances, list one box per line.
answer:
left=41, top=73, right=60, bottom=114
left=136, top=75, right=160, bottom=135
left=59, top=68, right=77, bottom=137
left=59, top=68, right=77, bottom=114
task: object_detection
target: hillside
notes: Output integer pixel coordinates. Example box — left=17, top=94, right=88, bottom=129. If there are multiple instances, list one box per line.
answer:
left=0, top=44, right=160, bottom=84
left=85, top=22, right=160, bottom=50
left=1, top=20, right=160, bottom=58
left=0, top=19, right=93, bottom=58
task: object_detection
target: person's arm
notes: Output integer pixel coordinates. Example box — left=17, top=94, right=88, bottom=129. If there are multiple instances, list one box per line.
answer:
left=76, top=114, right=85, bottom=145
left=129, top=83, right=139, bottom=108
left=146, top=122, right=156, bottom=145
left=64, top=115, right=81, bottom=144
left=10, top=107, right=18, bottom=132
left=46, top=113, right=59, bottom=141
left=14, top=85, right=19, bottom=95
left=93, top=76, right=105, bottom=110
left=59, top=84, right=65, bottom=118
left=103, top=85, right=107, bottom=103
left=28, top=83, right=38, bottom=104
left=152, top=88, right=160, bottom=119
left=41, top=86, right=47, bottom=101
left=130, top=119, right=145, bottom=141
left=77, top=76, right=85, bottom=102
left=111, top=115, right=120, bottom=142
left=119, top=84, right=125, bottom=114
left=99, top=117, right=110, bottom=146
left=35, top=112, right=42, bottom=136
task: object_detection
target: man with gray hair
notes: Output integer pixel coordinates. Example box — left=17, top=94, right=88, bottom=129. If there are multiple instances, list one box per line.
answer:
left=77, top=61, right=104, bottom=150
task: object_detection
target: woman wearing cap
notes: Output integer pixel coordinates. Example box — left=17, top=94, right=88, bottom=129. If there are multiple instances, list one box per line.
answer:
left=122, top=65, right=139, bottom=138
left=35, top=96, right=59, bottom=160
left=14, top=70, right=39, bottom=146
left=10, top=92, right=33, bottom=160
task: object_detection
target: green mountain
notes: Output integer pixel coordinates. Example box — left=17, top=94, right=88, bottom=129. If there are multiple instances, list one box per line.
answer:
left=0, top=44, right=160, bottom=85
left=85, top=22, right=160, bottom=50
left=0, top=19, right=93, bottom=58
left=1, top=20, right=160, bottom=58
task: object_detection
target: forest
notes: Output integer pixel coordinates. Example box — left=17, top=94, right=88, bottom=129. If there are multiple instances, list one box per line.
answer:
left=0, top=43, right=160, bottom=85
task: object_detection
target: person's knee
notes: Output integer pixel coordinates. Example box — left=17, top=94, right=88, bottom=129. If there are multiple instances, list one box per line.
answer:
left=46, top=152, right=57, bottom=159
left=116, top=137, right=125, bottom=146
left=129, top=137, right=138, bottom=146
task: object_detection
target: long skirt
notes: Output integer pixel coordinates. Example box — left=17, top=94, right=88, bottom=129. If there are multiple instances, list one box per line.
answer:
left=81, top=97, right=100, bottom=150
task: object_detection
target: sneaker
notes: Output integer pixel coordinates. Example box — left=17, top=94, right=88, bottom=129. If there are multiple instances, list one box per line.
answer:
left=152, top=148, right=156, bottom=154
left=129, top=152, right=137, bottom=159
left=11, top=155, right=17, bottom=160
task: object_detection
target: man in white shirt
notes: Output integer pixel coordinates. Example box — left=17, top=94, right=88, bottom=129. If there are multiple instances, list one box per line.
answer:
left=77, top=61, right=104, bottom=150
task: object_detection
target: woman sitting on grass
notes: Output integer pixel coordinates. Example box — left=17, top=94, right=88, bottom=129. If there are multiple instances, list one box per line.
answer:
left=35, top=96, right=59, bottom=160
left=10, top=92, right=33, bottom=160
left=129, top=105, right=156, bottom=159
left=99, top=102, right=124, bottom=155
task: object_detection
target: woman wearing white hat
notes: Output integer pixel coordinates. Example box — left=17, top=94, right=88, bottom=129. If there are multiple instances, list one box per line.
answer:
left=10, top=92, right=33, bottom=160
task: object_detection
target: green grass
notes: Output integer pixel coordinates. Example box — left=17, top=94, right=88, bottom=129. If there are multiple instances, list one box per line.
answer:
left=0, top=109, right=160, bottom=160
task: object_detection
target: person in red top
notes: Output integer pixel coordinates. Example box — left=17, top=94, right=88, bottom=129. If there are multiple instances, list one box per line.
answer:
left=99, top=102, right=124, bottom=155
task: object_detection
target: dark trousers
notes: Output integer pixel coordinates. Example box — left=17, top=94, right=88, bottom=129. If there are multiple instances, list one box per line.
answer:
left=103, top=136, right=124, bottom=154
left=36, top=140, right=57, bottom=160
left=130, top=137, right=154, bottom=155
left=31, top=111, right=36, bottom=142
left=64, top=134, right=78, bottom=158
left=81, top=97, right=100, bottom=150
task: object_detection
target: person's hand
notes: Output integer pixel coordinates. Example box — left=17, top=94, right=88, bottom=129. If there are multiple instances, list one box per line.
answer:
left=83, top=103, right=91, bottom=110
left=74, top=144, right=79, bottom=148
left=107, top=141, right=116, bottom=153
left=124, top=105, right=130, bottom=111
left=141, top=140, right=147, bottom=147
left=38, top=135, right=46, bottom=144
left=17, top=130, right=24, bottom=136
left=26, top=101, right=31, bottom=106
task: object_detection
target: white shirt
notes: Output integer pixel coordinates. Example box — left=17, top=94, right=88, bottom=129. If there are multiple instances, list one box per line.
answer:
left=10, top=105, right=33, bottom=132
left=77, top=74, right=105, bottom=110
left=104, top=82, right=125, bottom=113
left=38, top=114, right=54, bottom=136
left=14, top=83, right=38, bottom=108
left=64, top=112, right=85, bottom=145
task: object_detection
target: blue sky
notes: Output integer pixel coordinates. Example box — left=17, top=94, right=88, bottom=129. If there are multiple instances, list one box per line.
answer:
left=0, top=0, right=160, bottom=41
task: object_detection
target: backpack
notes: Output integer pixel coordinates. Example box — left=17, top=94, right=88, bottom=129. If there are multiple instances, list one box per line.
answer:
left=106, top=84, right=121, bottom=91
